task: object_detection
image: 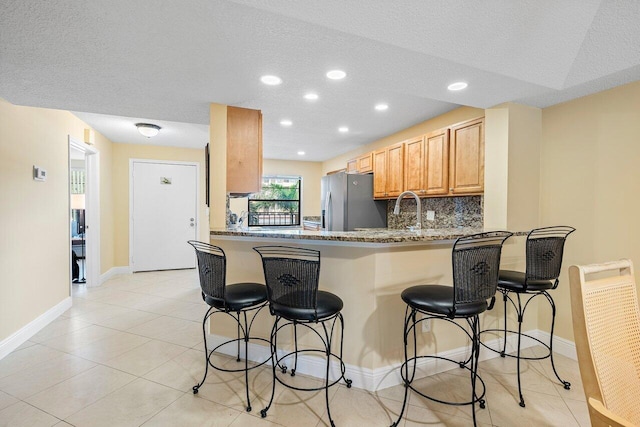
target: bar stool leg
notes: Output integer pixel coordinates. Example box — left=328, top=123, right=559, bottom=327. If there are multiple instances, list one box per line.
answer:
left=193, top=308, right=214, bottom=394
left=241, top=310, right=252, bottom=412
left=261, top=317, right=280, bottom=418
left=322, top=321, right=336, bottom=427
left=391, top=307, right=417, bottom=427
left=337, top=313, right=352, bottom=388
left=500, top=292, right=508, bottom=357
left=544, top=291, right=571, bottom=390
left=469, top=315, right=483, bottom=426
left=515, top=293, right=526, bottom=407
left=291, top=323, right=299, bottom=376
left=236, top=317, right=241, bottom=362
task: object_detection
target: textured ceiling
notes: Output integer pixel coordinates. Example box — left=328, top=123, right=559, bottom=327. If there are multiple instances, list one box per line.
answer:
left=1, top=0, right=639, bottom=161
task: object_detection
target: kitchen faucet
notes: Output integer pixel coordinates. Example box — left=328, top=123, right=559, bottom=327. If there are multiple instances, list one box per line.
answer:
left=393, top=191, right=422, bottom=230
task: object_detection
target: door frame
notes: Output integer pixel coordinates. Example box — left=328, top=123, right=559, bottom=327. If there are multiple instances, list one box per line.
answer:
left=129, top=159, right=200, bottom=271
left=68, top=136, right=101, bottom=288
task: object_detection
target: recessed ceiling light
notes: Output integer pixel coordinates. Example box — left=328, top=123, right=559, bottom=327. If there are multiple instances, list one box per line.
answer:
left=304, top=93, right=319, bottom=100
left=326, top=70, right=346, bottom=80
left=447, top=82, right=468, bottom=91
left=280, top=119, right=292, bottom=126
left=338, top=126, right=349, bottom=133
left=135, top=123, right=161, bottom=138
left=297, top=151, right=305, bottom=156
left=375, top=103, right=389, bottom=111
left=261, top=75, right=282, bottom=85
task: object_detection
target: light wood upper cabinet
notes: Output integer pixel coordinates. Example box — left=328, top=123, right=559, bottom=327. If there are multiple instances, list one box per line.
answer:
left=403, top=130, right=449, bottom=196
left=347, top=158, right=357, bottom=173
left=226, top=106, right=262, bottom=194
left=357, top=152, right=373, bottom=173
left=449, top=117, right=484, bottom=195
left=373, top=142, right=404, bottom=199
left=346, top=152, right=373, bottom=173
left=424, top=128, right=450, bottom=195
left=403, top=137, right=425, bottom=194
left=373, top=149, right=387, bottom=198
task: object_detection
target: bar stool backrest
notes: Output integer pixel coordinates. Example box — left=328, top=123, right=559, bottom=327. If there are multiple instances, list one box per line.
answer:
left=188, top=240, right=227, bottom=304
left=254, top=246, right=321, bottom=313
left=452, top=232, right=513, bottom=308
left=525, top=226, right=575, bottom=287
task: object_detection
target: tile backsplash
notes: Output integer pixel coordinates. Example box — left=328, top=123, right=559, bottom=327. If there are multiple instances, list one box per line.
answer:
left=387, top=196, right=483, bottom=229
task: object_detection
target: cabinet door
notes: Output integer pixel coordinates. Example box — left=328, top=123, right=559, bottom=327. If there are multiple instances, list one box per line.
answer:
left=227, top=106, right=262, bottom=194
left=357, top=152, right=373, bottom=173
left=373, top=149, right=387, bottom=198
left=403, top=137, right=425, bottom=194
left=386, top=143, right=405, bottom=197
left=347, top=159, right=357, bottom=173
left=449, top=118, right=484, bottom=194
left=425, top=129, right=449, bottom=195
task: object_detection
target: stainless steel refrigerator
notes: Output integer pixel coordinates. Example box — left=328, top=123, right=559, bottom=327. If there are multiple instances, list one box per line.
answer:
left=321, top=172, right=387, bottom=231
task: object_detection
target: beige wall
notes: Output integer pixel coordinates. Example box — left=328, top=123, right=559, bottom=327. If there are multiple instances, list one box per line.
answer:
left=0, top=98, right=114, bottom=341
left=111, top=143, right=209, bottom=267
left=321, top=106, right=485, bottom=175
left=538, top=80, right=640, bottom=341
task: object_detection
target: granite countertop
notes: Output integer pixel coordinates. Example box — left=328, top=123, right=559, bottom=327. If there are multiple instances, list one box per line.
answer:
left=210, top=227, right=525, bottom=245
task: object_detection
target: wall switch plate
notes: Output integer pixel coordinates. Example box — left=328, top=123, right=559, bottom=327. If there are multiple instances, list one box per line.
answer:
left=33, top=166, right=47, bottom=181
left=426, top=210, right=435, bottom=221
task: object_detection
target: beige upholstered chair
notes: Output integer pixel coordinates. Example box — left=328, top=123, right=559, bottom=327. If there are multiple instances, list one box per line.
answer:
left=569, top=259, right=640, bottom=427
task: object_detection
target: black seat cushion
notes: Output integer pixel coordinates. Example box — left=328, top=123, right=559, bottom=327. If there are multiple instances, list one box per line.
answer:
left=270, top=290, right=343, bottom=321
left=401, top=285, right=488, bottom=317
left=205, top=282, right=267, bottom=312
left=498, top=270, right=554, bottom=292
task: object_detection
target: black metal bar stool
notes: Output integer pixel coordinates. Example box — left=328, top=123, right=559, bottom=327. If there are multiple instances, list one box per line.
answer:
left=392, top=231, right=512, bottom=427
left=479, top=225, right=575, bottom=407
left=253, top=245, right=352, bottom=427
left=188, top=240, right=270, bottom=412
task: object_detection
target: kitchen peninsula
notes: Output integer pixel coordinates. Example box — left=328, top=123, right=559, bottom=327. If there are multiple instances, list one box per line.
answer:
left=209, top=227, right=526, bottom=391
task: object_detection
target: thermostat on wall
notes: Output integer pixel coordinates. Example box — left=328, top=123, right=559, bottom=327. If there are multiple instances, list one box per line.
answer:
left=33, top=166, right=47, bottom=181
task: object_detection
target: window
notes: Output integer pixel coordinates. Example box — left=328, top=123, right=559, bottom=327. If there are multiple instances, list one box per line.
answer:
left=248, top=176, right=301, bottom=226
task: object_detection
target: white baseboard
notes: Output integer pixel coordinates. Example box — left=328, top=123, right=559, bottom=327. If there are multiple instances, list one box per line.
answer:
left=203, top=327, right=576, bottom=392
left=0, top=297, right=72, bottom=360
left=531, top=329, right=577, bottom=361
left=100, top=266, right=132, bottom=284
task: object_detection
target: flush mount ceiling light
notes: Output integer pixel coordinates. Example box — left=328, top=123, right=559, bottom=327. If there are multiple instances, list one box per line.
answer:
left=447, top=81, right=468, bottom=91
left=326, top=70, right=346, bottom=80
left=338, top=126, right=349, bottom=133
left=297, top=151, right=305, bottom=156
left=260, top=75, right=282, bottom=85
left=280, top=119, right=293, bottom=126
left=375, top=103, right=389, bottom=111
left=304, top=93, right=319, bottom=100
left=135, top=123, right=161, bottom=138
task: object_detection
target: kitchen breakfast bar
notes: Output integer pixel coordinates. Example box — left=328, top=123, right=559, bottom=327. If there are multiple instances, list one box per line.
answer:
left=208, top=227, right=526, bottom=391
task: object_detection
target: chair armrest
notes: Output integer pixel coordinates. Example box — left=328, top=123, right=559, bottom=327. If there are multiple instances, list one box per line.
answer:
left=588, top=397, right=637, bottom=427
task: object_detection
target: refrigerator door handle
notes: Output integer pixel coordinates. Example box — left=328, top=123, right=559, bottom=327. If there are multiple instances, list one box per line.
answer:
left=325, top=191, right=332, bottom=230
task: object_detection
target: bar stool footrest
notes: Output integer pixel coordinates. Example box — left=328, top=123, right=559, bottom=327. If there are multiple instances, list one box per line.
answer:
left=400, top=354, right=487, bottom=407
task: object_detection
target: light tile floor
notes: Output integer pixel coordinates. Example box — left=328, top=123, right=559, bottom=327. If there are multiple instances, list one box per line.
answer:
left=0, top=269, right=589, bottom=426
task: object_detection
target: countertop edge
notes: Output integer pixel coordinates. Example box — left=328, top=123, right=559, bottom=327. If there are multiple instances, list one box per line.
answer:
left=210, top=227, right=526, bottom=246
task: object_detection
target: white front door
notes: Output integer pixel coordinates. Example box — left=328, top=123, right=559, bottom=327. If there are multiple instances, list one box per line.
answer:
left=131, top=161, right=198, bottom=272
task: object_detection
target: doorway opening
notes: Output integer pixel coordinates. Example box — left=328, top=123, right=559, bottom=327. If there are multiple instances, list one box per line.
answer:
left=69, top=136, right=100, bottom=289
